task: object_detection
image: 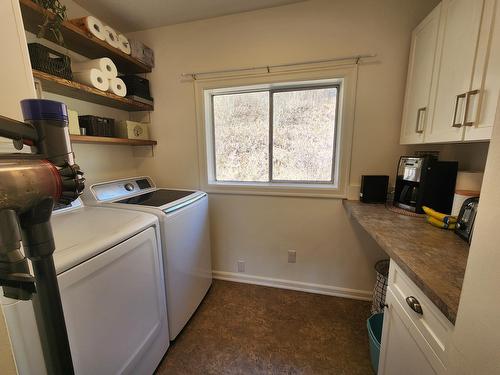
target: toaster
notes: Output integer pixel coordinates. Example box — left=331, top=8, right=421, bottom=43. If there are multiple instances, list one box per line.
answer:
left=455, top=197, right=479, bottom=243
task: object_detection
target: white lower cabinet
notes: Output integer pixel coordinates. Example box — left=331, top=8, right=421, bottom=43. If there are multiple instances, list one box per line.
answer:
left=378, top=261, right=453, bottom=375
left=378, top=291, right=439, bottom=375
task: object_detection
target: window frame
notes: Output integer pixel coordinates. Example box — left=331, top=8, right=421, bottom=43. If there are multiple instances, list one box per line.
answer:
left=210, top=84, right=340, bottom=185
left=268, top=84, right=340, bottom=185
left=194, top=65, right=357, bottom=198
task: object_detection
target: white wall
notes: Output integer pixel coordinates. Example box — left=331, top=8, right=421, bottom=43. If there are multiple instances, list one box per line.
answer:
left=129, top=0, right=443, bottom=295
left=445, top=103, right=500, bottom=374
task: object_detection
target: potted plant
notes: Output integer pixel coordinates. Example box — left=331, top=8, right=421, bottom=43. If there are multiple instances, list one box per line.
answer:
left=32, top=0, right=67, bottom=45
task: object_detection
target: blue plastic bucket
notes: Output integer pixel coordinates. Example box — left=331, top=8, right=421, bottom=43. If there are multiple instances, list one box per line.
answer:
left=367, top=312, right=384, bottom=373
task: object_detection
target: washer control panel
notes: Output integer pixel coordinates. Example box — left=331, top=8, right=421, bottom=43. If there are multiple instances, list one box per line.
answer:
left=91, top=177, right=155, bottom=201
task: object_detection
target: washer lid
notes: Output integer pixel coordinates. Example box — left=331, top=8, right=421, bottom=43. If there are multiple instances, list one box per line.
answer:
left=115, top=189, right=196, bottom=207
left=50, top=206, right=158, bottom=274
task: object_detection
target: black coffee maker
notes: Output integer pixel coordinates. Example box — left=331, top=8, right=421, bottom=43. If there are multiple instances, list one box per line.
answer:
left=393, top=156, right=458, bottom=214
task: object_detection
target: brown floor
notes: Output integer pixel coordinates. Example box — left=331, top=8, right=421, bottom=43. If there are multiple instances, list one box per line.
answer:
left=155, top=280, right=373, bottom=375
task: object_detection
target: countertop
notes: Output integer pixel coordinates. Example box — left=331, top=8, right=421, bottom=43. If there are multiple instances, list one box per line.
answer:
left=343, top=200, right=469, bottom=324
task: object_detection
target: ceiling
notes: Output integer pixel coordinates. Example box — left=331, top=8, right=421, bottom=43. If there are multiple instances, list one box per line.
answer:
left=73, top=0, right=306, bottom=32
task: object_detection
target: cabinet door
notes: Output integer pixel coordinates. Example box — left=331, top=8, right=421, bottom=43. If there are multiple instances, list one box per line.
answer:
left=400, top=4, right=441, bottom=145
left=465, top=0, right=500, bottom=141
left=378, top=291, right=442, bottom=375
left=425, top=0, right=485, bottom=143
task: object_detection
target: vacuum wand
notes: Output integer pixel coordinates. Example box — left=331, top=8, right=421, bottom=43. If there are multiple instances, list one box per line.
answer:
left=0, top=99, right=85, bottom=375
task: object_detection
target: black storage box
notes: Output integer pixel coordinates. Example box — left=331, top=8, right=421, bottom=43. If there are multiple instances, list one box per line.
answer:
left=119, top=75, right=153, bottom=101
left=360, top=175, right=389, bottom=203
left=27, top=43, right=72, bottom=80
left=78, top=115, right=114, bottom=137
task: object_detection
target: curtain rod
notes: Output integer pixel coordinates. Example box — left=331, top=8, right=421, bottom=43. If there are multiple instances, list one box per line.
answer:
left=181, top=54, right=377, bottom=80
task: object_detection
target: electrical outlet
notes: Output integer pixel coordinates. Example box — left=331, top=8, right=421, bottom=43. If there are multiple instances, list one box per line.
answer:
left=288, top=250, right=296, bottom=263
left=237, top=260, right=245, bottom=272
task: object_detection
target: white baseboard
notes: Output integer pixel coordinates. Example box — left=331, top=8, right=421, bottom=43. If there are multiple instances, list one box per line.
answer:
left=212, top=270, right=373, bottom=301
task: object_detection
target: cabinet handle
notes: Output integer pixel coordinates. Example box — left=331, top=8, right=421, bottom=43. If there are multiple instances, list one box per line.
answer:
left=463, top=89, right=480, bottom=126
left=452, top=93, right=467, bottom=128
left=415, top=107, right=426, bottom=134
left=405, top=296, right=423, bottom=315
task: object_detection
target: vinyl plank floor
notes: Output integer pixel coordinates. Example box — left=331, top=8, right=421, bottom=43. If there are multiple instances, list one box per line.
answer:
left=155, top=280, right=373, bottom=375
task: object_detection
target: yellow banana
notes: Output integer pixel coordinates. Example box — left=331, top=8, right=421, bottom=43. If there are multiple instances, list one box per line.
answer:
left=422, top=206, right=457, bottom=224
left=427, top=216, right=456, bottom=230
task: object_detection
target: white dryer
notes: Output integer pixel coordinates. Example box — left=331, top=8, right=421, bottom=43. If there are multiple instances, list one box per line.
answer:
left=84, top=176, right=212, bottom=340
left=1, top=199, right=169, bottom=375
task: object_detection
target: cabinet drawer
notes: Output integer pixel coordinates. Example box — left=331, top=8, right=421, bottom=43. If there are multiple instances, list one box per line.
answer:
left=388, top=260, right=454, bottom=365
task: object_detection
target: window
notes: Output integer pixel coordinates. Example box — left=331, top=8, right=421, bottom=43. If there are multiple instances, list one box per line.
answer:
left=195, top=66, right=356, bottom=197
left=210, top=83, right=339, bottom=184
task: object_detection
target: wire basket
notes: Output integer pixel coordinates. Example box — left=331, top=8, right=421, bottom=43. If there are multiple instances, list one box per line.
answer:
left=371, top=259, right=390, bottom=314
left=28, top=43, right=73, bottom=80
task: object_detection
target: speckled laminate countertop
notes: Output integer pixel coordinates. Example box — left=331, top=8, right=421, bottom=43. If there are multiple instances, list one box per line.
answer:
left=343, top=200, right=469, bottom=324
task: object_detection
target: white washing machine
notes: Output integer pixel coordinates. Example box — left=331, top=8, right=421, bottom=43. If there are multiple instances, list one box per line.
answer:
left=1, top=198, right=170, bottom=375
left=84, top=176, right=212, bottom=340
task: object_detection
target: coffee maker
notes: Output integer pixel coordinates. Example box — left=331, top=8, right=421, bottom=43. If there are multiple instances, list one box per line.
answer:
left=393, top=156, right=458, bottom=214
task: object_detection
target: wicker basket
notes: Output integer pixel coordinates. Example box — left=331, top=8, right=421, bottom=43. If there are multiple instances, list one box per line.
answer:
left=27, top=43, right=72, bottom=80
left=119, top=75, right=152, bottom=101
left=78, top=115, right=114, bottom=137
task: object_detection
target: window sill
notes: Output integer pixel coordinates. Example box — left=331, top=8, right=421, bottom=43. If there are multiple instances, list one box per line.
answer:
left=202, top=182, right=347, bottom=199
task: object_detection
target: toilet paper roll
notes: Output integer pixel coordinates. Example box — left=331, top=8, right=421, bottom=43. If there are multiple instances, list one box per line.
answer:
left=108, top=77, right=127, bottom=97
left=456, top=171, right=484, bottom=191
left=118, top=34, right=131, bottom=55
left=71, top=16, right=105, bottom=41
left=73, top=69, right=109, bottom=91
left=103, top=26, right=120, bottom=48
left=72, top=58, right=117, bottom=79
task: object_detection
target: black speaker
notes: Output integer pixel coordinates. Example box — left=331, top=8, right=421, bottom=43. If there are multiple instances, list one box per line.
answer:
left=360, top=175, right=389, bottom=203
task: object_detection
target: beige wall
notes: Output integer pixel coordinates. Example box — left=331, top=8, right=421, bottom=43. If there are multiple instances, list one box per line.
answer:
left=446, top=102, right=500, bottom=374
left=130, top=0, right=442, bottom=293
left=0, top=1, right=34, bottom=373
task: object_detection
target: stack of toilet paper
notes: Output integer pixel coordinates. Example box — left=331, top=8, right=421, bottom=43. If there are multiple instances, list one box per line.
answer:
left=72, top=58, right=127, bottom=97
left=71, top=16, right=131, bottom=55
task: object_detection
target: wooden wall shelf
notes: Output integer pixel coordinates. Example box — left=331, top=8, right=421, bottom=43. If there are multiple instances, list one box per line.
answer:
left=19, top=0, right=151, bottom=74
left=34, top=70, right=153, bottom=112
left=70, top=135, right=157, bottom=146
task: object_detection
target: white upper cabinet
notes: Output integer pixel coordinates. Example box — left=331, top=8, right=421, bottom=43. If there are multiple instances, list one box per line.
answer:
left=400, top=0, right=499, bottom=144
left=465, top=0, right=500, bottom=140
left=400, top=4, right=441, bottom=144
left=426, top=0, right=485, bottom=143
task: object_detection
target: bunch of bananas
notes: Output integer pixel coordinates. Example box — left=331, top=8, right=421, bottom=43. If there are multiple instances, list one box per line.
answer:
left=422, top=206, right=457, bottom=230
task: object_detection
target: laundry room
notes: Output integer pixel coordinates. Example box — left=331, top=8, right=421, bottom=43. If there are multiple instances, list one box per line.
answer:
left=1, top=0, right=500, bottom=374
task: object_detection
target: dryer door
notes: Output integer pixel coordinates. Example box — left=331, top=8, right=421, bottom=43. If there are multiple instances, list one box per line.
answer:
left=60, top=226, right=169, bottom=375
left=3, top=227, right=169, bottom=375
